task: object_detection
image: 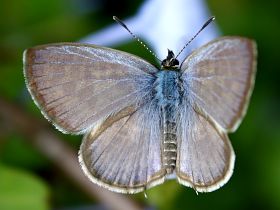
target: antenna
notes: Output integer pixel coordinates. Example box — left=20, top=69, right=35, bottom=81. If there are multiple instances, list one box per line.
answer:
left=175, top=16, right=215, bottom=59
left=113, top=16, right=161, bottom=62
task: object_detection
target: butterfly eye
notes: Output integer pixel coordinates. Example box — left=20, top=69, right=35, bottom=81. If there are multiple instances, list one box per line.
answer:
left=161, top=55, right=179, bottom=69
left=170, top=58, right=179, bottom=66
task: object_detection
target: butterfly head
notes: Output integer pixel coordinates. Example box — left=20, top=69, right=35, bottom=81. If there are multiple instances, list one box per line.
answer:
left=161, top=49, right=180, bottom=70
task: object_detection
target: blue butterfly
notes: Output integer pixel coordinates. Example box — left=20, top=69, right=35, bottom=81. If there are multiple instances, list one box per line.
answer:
left=23, top=17, right=257, bottom=193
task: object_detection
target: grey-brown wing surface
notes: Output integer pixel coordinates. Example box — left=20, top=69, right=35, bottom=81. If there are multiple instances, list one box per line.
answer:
left=181, top=37, right=257, bottom=132
left=79, top=101, right=166, bottom=193
left=176, top=102, right=234, bottom=192
left=24, top=43, right=158, bottom=134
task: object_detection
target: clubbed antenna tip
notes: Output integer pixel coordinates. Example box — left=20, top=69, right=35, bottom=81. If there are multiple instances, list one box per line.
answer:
left=175, top=16, right=215, bottom=59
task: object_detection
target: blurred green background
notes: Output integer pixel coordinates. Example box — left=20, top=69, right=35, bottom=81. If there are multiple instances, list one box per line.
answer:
left=1, top=0, right=280, bottom=210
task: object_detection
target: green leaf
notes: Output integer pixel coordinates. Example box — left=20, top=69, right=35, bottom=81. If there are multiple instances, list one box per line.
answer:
left=0, top=164, right=49, bottom=210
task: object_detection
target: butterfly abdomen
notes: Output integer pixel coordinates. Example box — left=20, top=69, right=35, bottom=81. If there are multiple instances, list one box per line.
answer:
left=155, top=70, right=182, bottom=174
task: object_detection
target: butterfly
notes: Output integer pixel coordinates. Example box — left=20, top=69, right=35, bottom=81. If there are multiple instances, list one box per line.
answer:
left=23, top=17, right=257, bottom=194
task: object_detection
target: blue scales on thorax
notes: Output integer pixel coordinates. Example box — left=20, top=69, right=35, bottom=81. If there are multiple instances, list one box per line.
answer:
left=155, top=52, right=183, bottom=174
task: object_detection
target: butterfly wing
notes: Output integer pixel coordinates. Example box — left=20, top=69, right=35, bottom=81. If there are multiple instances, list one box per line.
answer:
left=24, top=43, right=158, bottom=134
left=79, top=101, right=166, bottom=193
left=176, top=37, right=256, bottom=192
left=176, top=103, right=234, bottom=192
left=181, top=37, right=257, bottom=132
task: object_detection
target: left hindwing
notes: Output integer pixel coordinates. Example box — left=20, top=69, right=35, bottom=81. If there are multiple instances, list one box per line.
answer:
left=79, top=101, right=166, bottom=193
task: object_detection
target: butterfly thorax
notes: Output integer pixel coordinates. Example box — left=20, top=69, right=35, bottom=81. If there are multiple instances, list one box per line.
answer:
left=155, top=70, right=182, bottom=174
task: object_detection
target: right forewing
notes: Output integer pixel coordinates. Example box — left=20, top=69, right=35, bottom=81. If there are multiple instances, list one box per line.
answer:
left=181, top=37, right=256, bottom=132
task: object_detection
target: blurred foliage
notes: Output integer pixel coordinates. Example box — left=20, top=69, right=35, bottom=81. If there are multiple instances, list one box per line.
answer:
left=0, top=164, right=49, bottom=210
left=0, top=0, right=280, bottom=209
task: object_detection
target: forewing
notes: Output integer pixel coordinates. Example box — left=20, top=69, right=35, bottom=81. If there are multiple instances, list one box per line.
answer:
left=79, top=101, right=166, bottom=193
left=176, top=103, right=235, bottom=192
left=23, top=43, right=158, bottom=134
left=181, top=37, right=257, bottom=132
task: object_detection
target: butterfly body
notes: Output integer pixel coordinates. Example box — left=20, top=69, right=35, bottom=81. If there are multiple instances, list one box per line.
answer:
left=155, top=69, right=182, bottom=174
left=24, top=37, right=257, bottom=193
